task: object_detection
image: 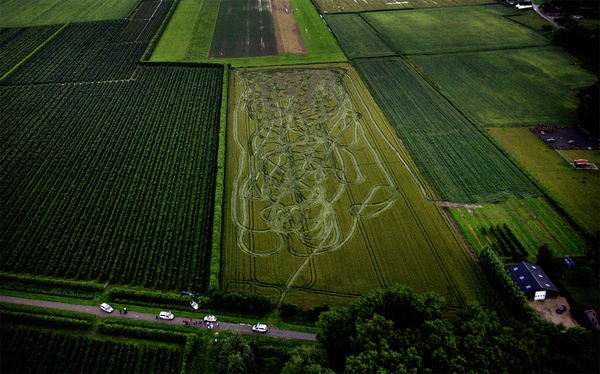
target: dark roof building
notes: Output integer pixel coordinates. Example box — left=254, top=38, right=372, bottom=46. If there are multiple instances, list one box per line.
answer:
left=506, top=261, right=559, bottom=300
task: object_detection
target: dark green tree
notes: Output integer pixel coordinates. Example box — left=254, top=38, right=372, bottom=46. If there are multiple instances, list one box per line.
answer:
left=215, top=331, right=256, bottom=374
left=281, top=345, right=334, bottom=374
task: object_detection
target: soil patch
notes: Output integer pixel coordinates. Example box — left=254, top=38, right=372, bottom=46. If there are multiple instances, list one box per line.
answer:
left=271, top=0, right=307, bottom=55
left=529, top=295, right=579, bottom=328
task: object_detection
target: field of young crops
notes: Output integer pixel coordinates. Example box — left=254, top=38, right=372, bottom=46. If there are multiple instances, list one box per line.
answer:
left=411, top=47, right=598, bottom=126
left=220, top=63, right=493, bottom=309
left=447, top=198, right=593, bottom=261
left=1, top=0, right=173, bottom=84
left=0, top=0, right=139, bottom=27
left=323, top=14, right=395, bottom=59
left=0, top=24, right=64, bottom=77
left=0, top=2, right=225, bottom=292
left=151, top=0, right=346, bottom=67
left=312, top=0, right=492, bottom=14
left=209, top=0, right=277, bottom=59
left=354, top=56, right=542, bottom=204
left=1, top=325, right=182, bottom=373
left=361, top=4, right=550, bottom=55
left=489, top=128, right=600, bottom=234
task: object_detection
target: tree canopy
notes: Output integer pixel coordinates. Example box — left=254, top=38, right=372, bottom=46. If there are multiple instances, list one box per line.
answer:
left=316, top=284, right=599, bottom=373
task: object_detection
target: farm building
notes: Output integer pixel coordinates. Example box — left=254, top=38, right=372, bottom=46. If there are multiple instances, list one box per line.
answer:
left=573, top=159, right=592, bottom=169
left=507, top=262, right=559, bottom=300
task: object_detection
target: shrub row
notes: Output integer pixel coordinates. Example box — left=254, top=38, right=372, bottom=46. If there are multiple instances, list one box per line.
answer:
left=208, top=291, right=272, bottom=316
left=478, top=246, right=538, bottom=322
left=279, top=302, right=330, bottom=325
left=107, top=287, right=190, bottom=307
left=0, top=309, right=92, bottom=330
left=98, top=321, right=188, bottom=344
left=0, top=273, right=103, bottom=299
left=0, top=302, right=97, bottom=322
left=208, top=65, right=229, bottom=293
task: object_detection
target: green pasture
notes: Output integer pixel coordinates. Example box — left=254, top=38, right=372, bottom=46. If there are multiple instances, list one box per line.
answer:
left=447, top=198, right=593, bottom=261
left=220, top=64, right=493, bottom=310
left=150, top=0, right=219, bottom=62
left=151, top=0, right=345, bottom=66
left=411, top=46, right=597, bottom=126
left=489, top=127, right=600, bottom=234
left=324, top=13, right=395, bottom=59
left=362, top=4, right=551, bottom=55
left=505, top=8, right=556, bottom=36
left=0, top=0, right=138, bottom=27
left=354, top=56, right=542, bottom=203
left=312, top=0, right=493, bottom=14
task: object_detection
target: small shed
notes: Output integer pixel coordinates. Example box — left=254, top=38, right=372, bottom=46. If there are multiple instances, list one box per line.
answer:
left=574, top=159, right=591, bottom=169
left=506, top=262, right=559, bottom=300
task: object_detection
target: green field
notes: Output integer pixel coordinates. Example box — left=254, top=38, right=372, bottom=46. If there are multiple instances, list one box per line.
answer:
left=151, top=0, right=346, bottom=66
left=411, top=46, right=598, bottom=126
left=488, top=127, right=600, bottom=234
left=447, top=198, right=593, bottom=260
left=221, top=63, right=493, bottom=310
left=150, top=0, right=220, bottom=62
left=312, top=0, right=493, bottom=14
left=0, top=0, right=138, bottom=27
left=362, top=4, right=551, bottom=55
left=354, top=56, right=542, bottom=203
left=324, top=13, right=396, bottom=59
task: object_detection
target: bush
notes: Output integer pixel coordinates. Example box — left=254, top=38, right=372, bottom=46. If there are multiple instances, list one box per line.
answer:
left=0, top=273, right=103, bottom=299
left=209, top=291, right=273, bottom=316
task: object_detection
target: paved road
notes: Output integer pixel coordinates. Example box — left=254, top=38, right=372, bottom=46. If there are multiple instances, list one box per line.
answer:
left=0, top=296, right=317, bottom=342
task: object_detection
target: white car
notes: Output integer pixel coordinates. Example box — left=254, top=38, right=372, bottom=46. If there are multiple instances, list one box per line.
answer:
left=190, top=301, right=199, bottom=310
left=100, top=303, right=113, bottom=313
left=159, top=311, right=175, bottom=320
left=204, top=315, right=217, bottom=322
left=252, top=323, right=268, bottom=333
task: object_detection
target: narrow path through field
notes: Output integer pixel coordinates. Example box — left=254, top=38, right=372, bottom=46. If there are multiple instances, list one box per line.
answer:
left=0, top=295, right=317, bottom=342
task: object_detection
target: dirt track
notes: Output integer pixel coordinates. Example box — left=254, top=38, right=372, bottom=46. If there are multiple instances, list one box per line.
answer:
left=0, top=296, right=317, bottom=342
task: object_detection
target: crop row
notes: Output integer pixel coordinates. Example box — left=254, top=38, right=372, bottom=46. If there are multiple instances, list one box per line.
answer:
left=354, top=57, right=542, bottom=203
left=0, top=325, right=181, bottom=374
left=0, top=24, right=64, bottom=77
left=1, top=64, right=224, bottom=291
left=1, top=1, right=173, bottom=85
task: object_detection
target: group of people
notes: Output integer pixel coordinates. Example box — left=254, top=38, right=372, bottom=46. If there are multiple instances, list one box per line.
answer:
left=119, top=308, right=128, bottom=315
left=182, top=318, right=219, bottom=330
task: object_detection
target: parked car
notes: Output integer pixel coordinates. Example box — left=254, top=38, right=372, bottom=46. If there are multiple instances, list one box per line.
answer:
left=100, top=303, right=113, bottom=313
left=252, top=323, right=268, bottom=333
left=181, top=291, right=195, bottom=298
left=556, top=305, right=567, bottom=314
left=159, top=311, right=175, bottom=320
left=204, top=315, right=217, bottom=322
left=190, top=301, right=199, bottom=310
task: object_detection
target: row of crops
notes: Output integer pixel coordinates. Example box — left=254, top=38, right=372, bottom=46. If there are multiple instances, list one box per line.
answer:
left=1, top=61, right=224, bottom=290
left=448, top=198, right=593, bottom=259
left=0, top=24, right=63, bottom=77
left=1, top=325, right=182, bottom=373
left=1, top=0, right=173, bottom=85
left=354, top=56, right=542, bottom=203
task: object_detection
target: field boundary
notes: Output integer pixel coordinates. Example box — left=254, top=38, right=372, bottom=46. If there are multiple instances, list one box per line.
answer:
left=0, top=23, right=69, bottom=83
left=208, top=64, right=229, bottom=293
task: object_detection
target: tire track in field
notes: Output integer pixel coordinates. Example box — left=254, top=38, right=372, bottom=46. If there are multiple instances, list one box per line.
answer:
left=230, top=68, right=400, bottom=305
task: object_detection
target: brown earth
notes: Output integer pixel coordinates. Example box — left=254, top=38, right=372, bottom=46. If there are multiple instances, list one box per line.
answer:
left=529, top=295, right=579, bottom=328
left=271, top=0, right=308, bottom=55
